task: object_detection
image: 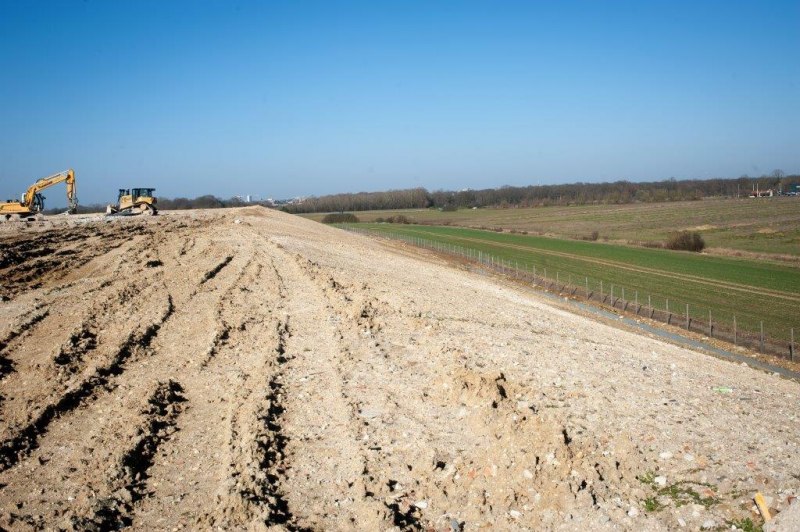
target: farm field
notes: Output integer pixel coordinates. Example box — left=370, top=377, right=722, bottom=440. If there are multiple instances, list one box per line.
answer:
left=1, top=207, right=799, bottom=530
left=352, top=223, right=800, bottom=344
left=302, top=197, right=800, bottom=259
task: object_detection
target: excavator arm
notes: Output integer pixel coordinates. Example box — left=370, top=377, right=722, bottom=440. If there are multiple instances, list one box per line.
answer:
left=22, top=169, right=78, bottom=214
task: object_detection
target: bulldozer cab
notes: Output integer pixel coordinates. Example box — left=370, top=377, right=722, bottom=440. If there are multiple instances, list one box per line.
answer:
left=117, top=189, right=130, bottom=201
left=131, top=188, right=155, bottom=200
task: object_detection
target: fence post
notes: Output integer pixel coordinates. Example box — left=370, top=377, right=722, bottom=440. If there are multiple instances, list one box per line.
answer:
left=600, top=281, right=603, bottom=301
left=585, top=277, right=589, bottom=298
left=734, top=315, right=737, bottom=346
left=792, top=328, right=795, bottom=362
left=611, top=285, right=614, bottom=306
left=709, top=310, right=712, bottom=337
left=622, top=287, right=625, bottom=303
left=686, top=304, right=690, bottom=330
left=760, top=321, right=764, bottom=353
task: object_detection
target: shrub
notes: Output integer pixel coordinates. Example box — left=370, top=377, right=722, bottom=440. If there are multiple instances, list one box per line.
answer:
left=665, top=231, right=705, bottom=252
left=321, top=213, right=360, bottom=224
left=384, top=215, right=412, bottom=224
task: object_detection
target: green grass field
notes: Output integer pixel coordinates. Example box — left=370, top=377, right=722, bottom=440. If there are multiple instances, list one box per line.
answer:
left=302, top=197, right=800, bottom=258
left=348, top=223, right=800, bottom=344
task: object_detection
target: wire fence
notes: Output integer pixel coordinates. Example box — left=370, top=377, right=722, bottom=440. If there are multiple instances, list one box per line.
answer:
left=344, top=226, right=797, bottom=362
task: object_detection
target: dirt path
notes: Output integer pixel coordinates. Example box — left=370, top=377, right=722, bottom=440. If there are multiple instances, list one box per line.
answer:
left=1, top=208, right=798, bottom=530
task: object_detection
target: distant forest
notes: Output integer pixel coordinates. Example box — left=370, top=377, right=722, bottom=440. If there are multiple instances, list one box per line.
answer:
left=42, top=171, right=799, bottom=215
left=282, top=171, right=799, bottom=214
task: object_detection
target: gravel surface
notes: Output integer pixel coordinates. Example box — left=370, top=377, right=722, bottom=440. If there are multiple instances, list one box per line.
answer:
left=0, top=206, right=797, bottom=530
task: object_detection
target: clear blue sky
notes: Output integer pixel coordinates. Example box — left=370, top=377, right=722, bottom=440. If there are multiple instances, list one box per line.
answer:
left=1, top=1, right=798, bottom=205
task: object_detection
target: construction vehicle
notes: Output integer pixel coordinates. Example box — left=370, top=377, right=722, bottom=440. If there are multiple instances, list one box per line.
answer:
left=1, top=169, right=78, bottom=220
left=106, top=188, right=158, bottom=216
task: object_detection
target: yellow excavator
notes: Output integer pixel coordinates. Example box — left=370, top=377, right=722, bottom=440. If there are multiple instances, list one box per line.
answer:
left=106, top=188, right=158, bottom=216
left=1, top=169, right=78, bottom=220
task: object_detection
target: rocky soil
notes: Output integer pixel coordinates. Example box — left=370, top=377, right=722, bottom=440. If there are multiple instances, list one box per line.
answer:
left=0, top=207, right=797, bottom=530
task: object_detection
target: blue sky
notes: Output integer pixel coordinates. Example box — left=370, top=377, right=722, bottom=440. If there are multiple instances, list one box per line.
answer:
left=1, top=1, right=798, bottom=205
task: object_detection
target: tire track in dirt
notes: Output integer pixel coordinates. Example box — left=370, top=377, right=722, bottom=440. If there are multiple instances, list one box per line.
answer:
left=0, top=228, right=171, bottom=420
left=196, top=249, right=262, bottom=367
left=0, top=224, right=153, bottom=299
left=201, top=255, right=233, bottom=284
left=142, top=253, right=290, bottom=529
left=71, top=380, right=186, bottom=530
left=0, top=378, right=187, bottom=530
left=244, top=317, right=300, bottom=527
left=291, top=257, right=426, bottom=527
left=127, top=246, right=295, bottom=530
left=0, top=307, right=49, bottom=380
left=0, top=226, right=254, bottom=526
left=0, top=228, right=171, bottom=430
left=272, top=251, right=390, bottom=529
left=0, top=219, right=175, bottom=377
left=392, top=228, right=800, bottom=303
left=129, top=248, right=300, bottom=529
left=94, top=241, right=260, bottom=528
left=0, top=288, right=174, bottom=472
left=0, top=220, right=212, bottom=471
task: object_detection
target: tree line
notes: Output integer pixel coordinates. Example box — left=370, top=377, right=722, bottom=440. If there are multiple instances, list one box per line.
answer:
left=282, top=172, right=799, bottom=214
left=39, top=170, right=799, bottom=215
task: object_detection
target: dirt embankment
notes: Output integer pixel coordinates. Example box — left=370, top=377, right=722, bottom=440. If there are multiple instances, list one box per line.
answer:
left=0, top=207, right=798, bottom=530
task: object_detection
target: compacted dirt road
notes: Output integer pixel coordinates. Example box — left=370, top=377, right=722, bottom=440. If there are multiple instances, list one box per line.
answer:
left=0, top=207, right=798, bottom=530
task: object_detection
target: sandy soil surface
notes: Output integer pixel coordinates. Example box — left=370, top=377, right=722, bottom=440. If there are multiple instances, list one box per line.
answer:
left=0, top=207, right=798, bottom=531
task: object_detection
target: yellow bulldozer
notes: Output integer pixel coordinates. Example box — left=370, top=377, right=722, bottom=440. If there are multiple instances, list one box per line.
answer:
left=106, top=188, right=158, bottom=216
left=1, top=169, right=78, bottom=221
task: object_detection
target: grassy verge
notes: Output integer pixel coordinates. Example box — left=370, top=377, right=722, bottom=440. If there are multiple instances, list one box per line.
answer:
left=348, top=223, right=800, bottom=344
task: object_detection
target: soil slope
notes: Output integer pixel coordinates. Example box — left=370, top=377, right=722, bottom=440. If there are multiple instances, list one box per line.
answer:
left=1, top=207, right=797, bottom=530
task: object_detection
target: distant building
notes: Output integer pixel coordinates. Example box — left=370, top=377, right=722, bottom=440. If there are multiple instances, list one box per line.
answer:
left=749, top=186, right=774, bottom=198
